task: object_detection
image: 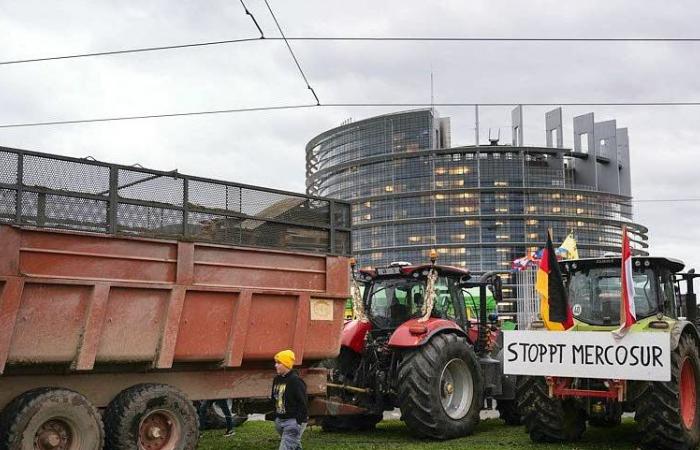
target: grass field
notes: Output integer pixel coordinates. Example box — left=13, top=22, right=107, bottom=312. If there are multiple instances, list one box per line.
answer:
left=198, top=418, right=641, bottom=450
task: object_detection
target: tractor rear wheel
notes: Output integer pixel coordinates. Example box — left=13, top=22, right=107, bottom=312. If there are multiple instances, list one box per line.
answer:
left=635, top=333, right=700, bottom=450
left=517, top=376, right=586, bottom=443
left=397, top=333, right=483, bottom=439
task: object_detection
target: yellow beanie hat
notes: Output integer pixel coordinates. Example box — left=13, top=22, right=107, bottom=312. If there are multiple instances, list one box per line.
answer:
left=274, top=350, right=296, bottom=369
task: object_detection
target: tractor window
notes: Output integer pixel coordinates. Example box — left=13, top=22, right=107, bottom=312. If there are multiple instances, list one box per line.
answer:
left=568, top=267, right=657, bottom=325
left=432, top=277, right=457, bottom=321
left=366, top=279, right=425, bottom=328
left=658, top=270, right=678, bottom=318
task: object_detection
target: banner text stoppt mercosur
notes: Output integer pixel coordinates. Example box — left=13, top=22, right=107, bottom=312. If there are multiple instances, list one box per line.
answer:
left=503, top=330, right=671, bottom=382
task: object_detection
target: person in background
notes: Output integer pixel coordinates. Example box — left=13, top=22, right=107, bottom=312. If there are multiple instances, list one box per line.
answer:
left=198, top=399, right=236, bottom=437
left=272, top=349, right=308, bottom=450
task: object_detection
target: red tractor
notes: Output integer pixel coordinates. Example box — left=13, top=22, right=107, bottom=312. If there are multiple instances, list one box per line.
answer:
left=321, top=255, right=520, bottom=439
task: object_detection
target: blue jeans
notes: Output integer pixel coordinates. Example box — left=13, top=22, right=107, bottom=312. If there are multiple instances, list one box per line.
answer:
left=275, top=417, right=307, bottom=450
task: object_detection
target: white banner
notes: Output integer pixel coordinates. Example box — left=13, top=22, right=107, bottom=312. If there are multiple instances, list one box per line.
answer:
left=503, top=330, right=671, bottom=382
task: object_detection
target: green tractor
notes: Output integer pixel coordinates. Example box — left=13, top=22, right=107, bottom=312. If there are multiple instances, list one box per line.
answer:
left=515, top=256, right=700, bottom=450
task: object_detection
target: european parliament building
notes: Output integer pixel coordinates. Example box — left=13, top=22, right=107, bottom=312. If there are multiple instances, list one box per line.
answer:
left=305, top=108, right=648, bottom=316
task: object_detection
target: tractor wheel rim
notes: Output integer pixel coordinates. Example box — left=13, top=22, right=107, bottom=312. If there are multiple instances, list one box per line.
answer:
left=138, top=410, right=181, bottom=450
left=439, top=358, right=473, bottom=419
left=34, top=419, right=74, bottom=450
left=680, top=357, right=697, bottom=429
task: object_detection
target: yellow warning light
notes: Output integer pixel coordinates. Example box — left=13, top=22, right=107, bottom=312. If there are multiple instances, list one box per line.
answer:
left=429, top=249, right=438, bottom=263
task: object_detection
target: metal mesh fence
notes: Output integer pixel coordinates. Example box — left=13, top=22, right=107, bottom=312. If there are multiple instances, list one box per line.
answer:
left=515, top=268, right=539, bottom=329
left=0, top=147, right=352, bottom=255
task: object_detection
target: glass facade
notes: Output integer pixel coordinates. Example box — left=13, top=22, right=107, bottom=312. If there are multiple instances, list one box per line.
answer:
left=306, top=109, right=649, bottom=316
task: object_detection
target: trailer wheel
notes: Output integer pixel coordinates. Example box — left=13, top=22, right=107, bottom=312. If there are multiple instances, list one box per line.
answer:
left=517, top=376, right=586, bottom=443
left=635, top=333, right=700, bottom=450
left=0, top=388, right=104, bottom=450
left=321, top=414, right=382, bottom=432
left=104, top=384, right=198, bottom=450
left=496, top=400, right=522, bottom=426
left=397, top=333, right=483, bottom=439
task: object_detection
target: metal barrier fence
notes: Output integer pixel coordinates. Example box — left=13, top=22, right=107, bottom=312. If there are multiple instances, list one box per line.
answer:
left=0, top=147, right=352, bottom=256
left=515, top=268, right=539, bottom=330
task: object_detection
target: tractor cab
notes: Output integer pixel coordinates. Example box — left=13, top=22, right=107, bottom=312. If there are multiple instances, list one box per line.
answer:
left=358, top=264, right=470, bottom=330
left=560, top=256, right=689, bottom=326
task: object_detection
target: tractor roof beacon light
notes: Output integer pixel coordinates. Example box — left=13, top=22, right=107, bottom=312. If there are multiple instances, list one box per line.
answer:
left=430, top=249, right=438, bottom=265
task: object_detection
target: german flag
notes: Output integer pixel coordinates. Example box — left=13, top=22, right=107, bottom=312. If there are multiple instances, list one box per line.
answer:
left=536, top=230, right=574, bottom=330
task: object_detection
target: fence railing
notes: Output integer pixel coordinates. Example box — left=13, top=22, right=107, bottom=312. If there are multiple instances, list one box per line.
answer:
left=0, top=146, right=352, bottom=256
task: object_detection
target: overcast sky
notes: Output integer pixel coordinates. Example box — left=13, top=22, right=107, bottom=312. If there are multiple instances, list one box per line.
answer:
left=1, top=1, right=699, bottom=269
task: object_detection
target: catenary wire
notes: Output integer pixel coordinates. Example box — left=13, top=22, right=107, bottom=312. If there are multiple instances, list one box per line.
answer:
left=239, top=0, right=265, bottom=38
left=262, top=0, right=320, bottom=105
left=5, top=102, right=700, bottom=129
left=0, top=104, right=318, bottom=129
left=5, top=35, right=700, bottom=66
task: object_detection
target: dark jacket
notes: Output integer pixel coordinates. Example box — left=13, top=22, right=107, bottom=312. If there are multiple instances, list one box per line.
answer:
left=271, top=370, right=308, bottom=424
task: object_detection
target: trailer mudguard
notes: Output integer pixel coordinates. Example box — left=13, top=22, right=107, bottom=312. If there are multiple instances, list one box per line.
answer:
left=340, top=319, right=372, bottom=353
left=387, top=318, right=466, bottom=348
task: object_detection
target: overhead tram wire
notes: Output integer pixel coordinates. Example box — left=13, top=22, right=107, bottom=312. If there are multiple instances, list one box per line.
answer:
left=5, top=35, right=700, bottom=66
left=0, top=104, right=318, bottom=129
left=262, top=0, right=320, bottom=105
left=5, top=101, right=700, bottom=129
left=239, top=0, right=265, bottom=38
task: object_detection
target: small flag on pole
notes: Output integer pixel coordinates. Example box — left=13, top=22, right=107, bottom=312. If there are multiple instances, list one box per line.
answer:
left=560, top=231, right=579, bottom=260
left=536, top=229, right=574, bottom=330
left=613, top=226, right=636, bottom=339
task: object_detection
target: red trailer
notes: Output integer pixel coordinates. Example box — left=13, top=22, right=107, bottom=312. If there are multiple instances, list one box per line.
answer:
left=0, top=147, right=351, bottom=450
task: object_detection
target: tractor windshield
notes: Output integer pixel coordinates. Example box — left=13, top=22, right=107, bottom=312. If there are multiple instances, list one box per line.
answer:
left=568, top=267, right=658, bottom=326
left=365, top=277, right=455, bottom=328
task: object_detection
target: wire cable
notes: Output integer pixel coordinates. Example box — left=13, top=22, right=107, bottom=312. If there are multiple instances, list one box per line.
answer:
left=5, top=101, right=700, bottom=129
left=239, top=0, right=265, bottom=38
left=0, top=37, right=263, bottom=66
left=0, top=104, right=318, bottom=129
left=3, top=35, right=700, bottom=66
left=262, top=0, right=320, bottom=105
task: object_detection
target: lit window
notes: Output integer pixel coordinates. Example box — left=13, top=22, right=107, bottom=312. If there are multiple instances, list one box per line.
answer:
left=435, top=168, right=446, bottom=175
left=528, top=206, right=537, bottom=212
left=384, top=185, right=394, bottom=192
left=528, top=233, right=538, bottom=239
left=364, top=201, right=371, bottom=208
left=494, top=181, right=508, bottom=187
left=495, top=208, right=509, bottom=213
left=552, top=207, right=561, bottom=213
left=496, top=235, right=510, bottom=240
left=464, top=220, right=475, bottom=226
left=577, top=221, right=585, bottom=227
left=435, top=194, right=445, bottom=200
left=526, top=219, right=538, bottom=225
left=408, top=236, right=421, bottom=243
left=363, top=214, right=371, bottom=220
left=576, top=194, right=584, bottom=201
left=552, top=193, right=561, bottom=199
left=496, top=248, right=509, bottom=253
left=576, top=208, right=585, bottom=214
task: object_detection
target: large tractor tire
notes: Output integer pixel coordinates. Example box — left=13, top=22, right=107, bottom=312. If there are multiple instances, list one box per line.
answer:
left=104, top=383, right=198, bottom=450
left=397, top=333, right=483, bottom=440
left=0, top=388, right=104, bottom=450
left=634, top=333, right=700, bottom=450
left=321, top=414, right=383, bottom=432
left=517, top=376, right=586, bottom=443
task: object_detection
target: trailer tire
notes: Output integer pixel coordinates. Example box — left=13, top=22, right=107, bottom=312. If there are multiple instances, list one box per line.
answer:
left=321, top=414, right=382, bottom=432
left=104, top=384, right=198, bottom=450
left=635, top=333, right=700, bottom=450
left=397, top=333, right=483, bottom=439
left=496, top=400, right=522, bottom=426
left=517, top=376, right=586, bottom=443
left=0, top=388, right=104, bottom=450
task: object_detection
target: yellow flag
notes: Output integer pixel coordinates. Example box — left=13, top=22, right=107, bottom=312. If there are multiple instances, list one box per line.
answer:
left=560, top=231, right=579, bottom=260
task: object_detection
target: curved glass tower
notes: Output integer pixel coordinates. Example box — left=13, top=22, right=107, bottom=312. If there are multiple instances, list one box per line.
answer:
left=306, top=108, right=648, bottom=315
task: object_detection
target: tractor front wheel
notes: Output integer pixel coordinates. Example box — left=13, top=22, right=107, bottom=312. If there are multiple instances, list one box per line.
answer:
left=635, top=333, right=700, bottom=450
left=397, top=333, right=483, bottom=439
left=517, top=376, right=586, bottom=443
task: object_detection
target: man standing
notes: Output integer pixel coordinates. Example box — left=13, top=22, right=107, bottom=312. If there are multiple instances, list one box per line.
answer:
left=272, top=349, right=308, bottom=450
